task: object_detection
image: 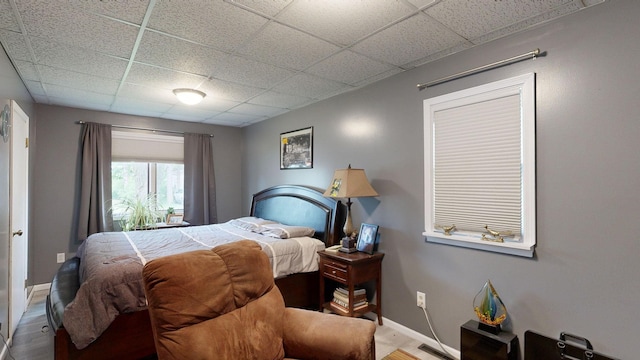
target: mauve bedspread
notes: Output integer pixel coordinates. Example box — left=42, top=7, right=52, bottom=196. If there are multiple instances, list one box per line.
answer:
left=63, top=222, right=324, bottom=349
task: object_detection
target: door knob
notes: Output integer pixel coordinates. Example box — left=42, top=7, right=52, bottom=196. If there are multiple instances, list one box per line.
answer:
left=12, top=230, right=23, bottom=236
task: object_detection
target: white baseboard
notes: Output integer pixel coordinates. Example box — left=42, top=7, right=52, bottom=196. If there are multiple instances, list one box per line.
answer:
left=381, top=316, right=461, bottom=359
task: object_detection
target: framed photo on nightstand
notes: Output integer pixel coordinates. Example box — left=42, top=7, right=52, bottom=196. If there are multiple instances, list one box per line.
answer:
left=356, top=223, right=378, bottom=254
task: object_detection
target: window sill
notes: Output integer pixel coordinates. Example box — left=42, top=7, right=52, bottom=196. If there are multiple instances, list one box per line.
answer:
left=423, top=232, right=535, bottom=258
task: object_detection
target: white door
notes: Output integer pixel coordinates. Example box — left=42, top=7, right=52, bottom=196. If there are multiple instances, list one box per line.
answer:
left=9, top=100, right=28, bottom=337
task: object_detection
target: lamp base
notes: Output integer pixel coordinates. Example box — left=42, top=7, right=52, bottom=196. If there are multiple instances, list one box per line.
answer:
left=339, top=247, right=358, bottom=253
left=339, top=237, right=357, bottom=253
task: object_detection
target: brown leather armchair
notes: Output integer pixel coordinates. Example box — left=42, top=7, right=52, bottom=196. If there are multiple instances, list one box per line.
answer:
left=142, top=240, right=376, bottom=360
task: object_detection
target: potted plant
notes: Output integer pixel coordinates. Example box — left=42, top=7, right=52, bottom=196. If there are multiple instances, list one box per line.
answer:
left=114, top=194, right=164, bottom=231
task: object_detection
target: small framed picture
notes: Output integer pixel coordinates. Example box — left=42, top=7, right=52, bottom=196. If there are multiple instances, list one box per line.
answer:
left=166, top=214, right=184, bottom=225
left=356, top=223, right=379, bottom=254
left=280, top=127, right=313, bottom=169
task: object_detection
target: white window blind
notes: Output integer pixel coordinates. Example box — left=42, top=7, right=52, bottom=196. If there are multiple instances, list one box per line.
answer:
left=424, top=73, right=536, bottom=257
left=433, top=94, right=522, bottom=237
left=112, top=130, right=183, bottom=162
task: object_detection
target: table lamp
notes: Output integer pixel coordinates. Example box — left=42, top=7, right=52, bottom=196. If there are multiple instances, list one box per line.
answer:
left=323, top=165, right=378, bottom=239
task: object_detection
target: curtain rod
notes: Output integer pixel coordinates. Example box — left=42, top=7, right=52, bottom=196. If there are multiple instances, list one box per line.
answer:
left=77, top=121, right=214, bottom=137
left=416, top=48, right=541, bottom=90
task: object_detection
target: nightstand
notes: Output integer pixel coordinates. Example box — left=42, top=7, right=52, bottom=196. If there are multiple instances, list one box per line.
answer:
left=318, top=250, right=384, bottom=325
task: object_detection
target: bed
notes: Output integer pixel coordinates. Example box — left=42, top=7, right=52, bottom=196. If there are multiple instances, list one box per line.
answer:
left=46, top=185, right=346, bottom=360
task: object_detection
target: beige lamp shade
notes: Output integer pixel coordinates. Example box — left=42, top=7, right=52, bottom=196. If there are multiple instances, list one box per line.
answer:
left=323, top=167, right=378, bottom=199
left=324, top=165, right=378, bottom=237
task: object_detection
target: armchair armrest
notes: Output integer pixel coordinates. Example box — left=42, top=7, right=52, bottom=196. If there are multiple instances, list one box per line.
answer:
left=283, top=308, right=376, bottom=360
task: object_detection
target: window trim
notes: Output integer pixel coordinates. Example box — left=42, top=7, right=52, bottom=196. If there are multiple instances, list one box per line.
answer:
left=423, top=73, right=536, bottom=257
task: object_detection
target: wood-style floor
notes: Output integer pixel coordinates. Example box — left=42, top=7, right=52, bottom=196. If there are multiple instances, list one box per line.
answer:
left=9, top=288, right=441, bottom=360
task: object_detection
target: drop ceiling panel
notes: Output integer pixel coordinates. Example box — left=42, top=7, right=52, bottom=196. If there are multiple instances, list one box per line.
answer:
left=148, top=0, right=268, bottom=53
left=237, top=22, right=341, bottom=71
left=12, top=60, right=39, bottom=81
left=306, top=50, right=397, bottom=86
left=135, top=31, right=229, bottom=76
left=45, top=85, right=114, bottom=108
left=0, top=29, right=32, bottom=61
left=199, top=79, right=266, bottom=103
left=231, top=103, right=288, bottom=117
left=126, top=63, right=206, bottom=91
left=69, top=0, right=150, bottom=25
left=273, top=73, right=351, bottom=99
left=227, top=0, right=293, bottom=17
left=425, top=0, right=575, bottom=41
left=0, top=0, right=20, bottom=32
left=16, top=1, right=138, bottom=58
left=211, top=55, right=296, bottom=89
left=39, top=66, right=121, bottom=94
left=30, top=38, right=128, bottom=80
left=248, top=91, right=313, bottom=109
left=352, top=13, right=469, bottom=67
left=275, top=0, right=415, bottom=46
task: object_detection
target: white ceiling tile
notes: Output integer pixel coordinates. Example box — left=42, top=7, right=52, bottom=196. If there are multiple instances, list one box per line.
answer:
left=30, top=38, right=128, bottom=80
left=352, top=67, right=405, bottom=88
left=200, top=78, right=265, bottom=103
left=470, top=2, right=582, bottom=46
left=126, top=63, right=206, bottom=90
left=68, top=0, right=150, bottom=25
left=231, top=103, right=287, bottom=117
left=118, top=83, right=178, bottom=104
left=135, top=31, right=228, bottom=76
left=39, top=66, right=121, bottom=94
left=109, top=106, right=165, bottom=119
left=16, top=1, right=138, bottom=58
left=48, top=96, right=111, bottom=111
left=210, top=112, right=267, bottom=125
left=198, top=98, right=241, bottom=113
left=111, top=97, right=173, bottom=113
left=45, top=85, right=114, bottom=107
left=13, top=60, right=39, bottom=81
left=273, top=73, right=351, bottom=99
left=305, top=50, right=397, bottom=85
left=211, top=55, right=296, bottom=89
left=238, top=22, right=341, bottom=71
left=248, top=91, right=312, bottom=109
left=23, top=80, right=45, bottom=96
left=226, top=0, right=292, bottom=17
left=0, top=0, right=20, bottom=32
left=148, top=0, right=268, bottom=53
left=164, top=104, right=221, bottom=120
left=425, top=0, right=574, bottom=41
left=0, top=29, right=31, bottom=61
left=352, top=13, right=468, bottom=67
left=276, top=0, right=415, bottom=46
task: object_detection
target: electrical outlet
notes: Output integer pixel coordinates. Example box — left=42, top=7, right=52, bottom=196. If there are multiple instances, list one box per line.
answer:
left=56, top=253, right=65, bottom=264
left=417, top=291, right=426, bottom=308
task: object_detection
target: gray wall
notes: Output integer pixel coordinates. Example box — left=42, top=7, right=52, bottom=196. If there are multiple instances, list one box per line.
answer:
left=243, top=1, right=638, bottom=358
left=30, top=105, right=245, bottom=284
left=0, top=47, right=34, bottom=340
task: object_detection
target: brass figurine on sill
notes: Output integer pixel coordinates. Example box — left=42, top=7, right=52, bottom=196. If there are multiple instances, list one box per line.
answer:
left=481, top=225, right=513, bottom=243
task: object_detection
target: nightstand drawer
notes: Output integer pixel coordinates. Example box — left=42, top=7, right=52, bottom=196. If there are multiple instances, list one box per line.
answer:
left=322, top=261, right=348, bottom=282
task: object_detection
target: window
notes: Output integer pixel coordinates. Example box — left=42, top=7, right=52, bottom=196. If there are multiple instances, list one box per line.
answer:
left=423, top=73, right=536, bottom=257
left=111, top=131, right=184, bottom=217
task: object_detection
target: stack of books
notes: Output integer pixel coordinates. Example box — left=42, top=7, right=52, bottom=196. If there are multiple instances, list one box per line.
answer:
left=330, top=287, right=368, bottom=314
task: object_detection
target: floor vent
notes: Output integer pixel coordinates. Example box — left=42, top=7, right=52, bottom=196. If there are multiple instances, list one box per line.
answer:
left=418, top=343, right=454, bottom=360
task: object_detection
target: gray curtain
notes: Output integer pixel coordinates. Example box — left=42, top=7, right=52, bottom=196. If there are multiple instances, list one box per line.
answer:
left=77, top=122, right=113, bottom=240
left=184, top=133, right=217, bottom=225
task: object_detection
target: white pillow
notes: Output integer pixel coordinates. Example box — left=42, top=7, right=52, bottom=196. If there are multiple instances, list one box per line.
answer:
left=259, top=223, right=315, bottom=239
left=227, top=217, right=277, bottom=232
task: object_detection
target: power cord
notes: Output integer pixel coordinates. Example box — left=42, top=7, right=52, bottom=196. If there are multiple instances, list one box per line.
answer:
left=0, top=331, right=16, bottom=360
left=419, top=301, right=457, bottom=359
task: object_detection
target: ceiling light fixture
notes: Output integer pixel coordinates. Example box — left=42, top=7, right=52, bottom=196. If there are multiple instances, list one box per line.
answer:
left=173, top=88, right=206, bottom=105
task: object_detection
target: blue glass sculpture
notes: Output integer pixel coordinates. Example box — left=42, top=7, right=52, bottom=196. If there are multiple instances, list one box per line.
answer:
left=473, top=280, right=507, bottom=334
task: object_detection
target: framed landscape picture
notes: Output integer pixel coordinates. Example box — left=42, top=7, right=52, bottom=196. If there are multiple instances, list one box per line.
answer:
left=280, top=127, right=313, bottom=169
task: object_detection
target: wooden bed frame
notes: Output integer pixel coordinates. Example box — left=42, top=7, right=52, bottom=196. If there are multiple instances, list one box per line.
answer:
left=47, top=185, right=346, bottom=360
